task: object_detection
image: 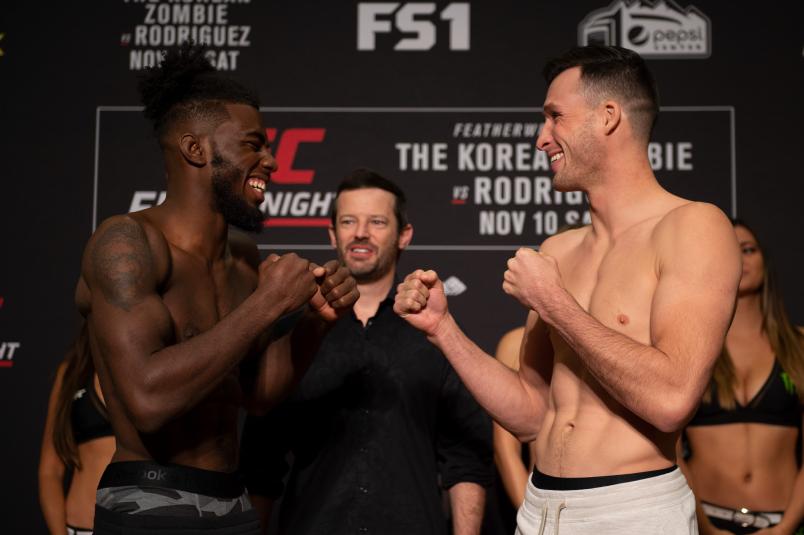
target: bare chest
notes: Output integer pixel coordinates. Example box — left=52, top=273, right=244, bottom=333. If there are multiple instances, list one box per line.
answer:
left=544, top=232, right=662, bottom=420
left=559, top=235, right=658, bottom=345
left=161, top=251, right=256, bottom=342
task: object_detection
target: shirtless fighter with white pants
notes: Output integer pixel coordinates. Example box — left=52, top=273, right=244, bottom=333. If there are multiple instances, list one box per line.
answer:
left=394, top=46, right=742, bottom=534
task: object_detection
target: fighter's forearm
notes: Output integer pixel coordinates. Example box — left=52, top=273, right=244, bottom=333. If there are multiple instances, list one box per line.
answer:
left=112, top=292, right=287, bottom=432
left=245, top=309, right=331, bottom=413
left=429, top=314, right=547, bottom=440
left=449, top=482, right=486, bottom=535
left=543, top=291, right=696, bottom=433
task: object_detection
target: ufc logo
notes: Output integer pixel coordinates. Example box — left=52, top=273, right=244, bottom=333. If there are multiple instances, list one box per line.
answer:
left=266, top=128, right=326, bottom=184
left=357, top=3, right=470, bottom=51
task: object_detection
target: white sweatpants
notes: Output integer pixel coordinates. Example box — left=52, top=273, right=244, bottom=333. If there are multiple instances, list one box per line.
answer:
left=515, top=468, right=697, bottom=535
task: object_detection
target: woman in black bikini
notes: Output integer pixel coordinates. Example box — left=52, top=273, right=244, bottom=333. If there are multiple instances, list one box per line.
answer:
left=39, top=325, right=115, bottom=534
left=683, top=220, right=804, bottom=535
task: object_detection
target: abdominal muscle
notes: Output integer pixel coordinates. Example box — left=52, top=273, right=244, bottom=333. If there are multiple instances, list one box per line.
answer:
left=111, top=401, right=241, bottom=473
left=533, top=360, right=675, bottom=478
left=106, top=373, right=242, bottom=472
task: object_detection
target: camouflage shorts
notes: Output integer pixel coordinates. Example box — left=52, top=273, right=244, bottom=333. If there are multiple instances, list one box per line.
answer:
left=96, top=484, right=252, bottom=518
left=96, top=461, right=253, bottom=518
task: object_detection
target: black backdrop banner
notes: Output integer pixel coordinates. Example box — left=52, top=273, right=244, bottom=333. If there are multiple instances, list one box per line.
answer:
left=1, top=1, right=802, bottom=532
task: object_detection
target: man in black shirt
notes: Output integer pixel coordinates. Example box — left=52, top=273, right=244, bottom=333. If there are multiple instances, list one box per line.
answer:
left=240, top=169, right=493, bottom=535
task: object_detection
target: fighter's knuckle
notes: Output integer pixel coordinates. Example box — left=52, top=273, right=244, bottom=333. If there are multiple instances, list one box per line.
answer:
left=328, top=286, right=345, bottom=301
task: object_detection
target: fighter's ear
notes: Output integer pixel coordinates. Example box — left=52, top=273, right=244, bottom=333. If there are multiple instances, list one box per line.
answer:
left=602, top=100, right=622, bottom=136
left=178, top=133, right=207, bottom=167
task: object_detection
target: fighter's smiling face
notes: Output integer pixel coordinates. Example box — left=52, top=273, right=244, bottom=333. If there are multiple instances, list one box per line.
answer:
left=209, top=104, right=276, bottom=232
left=329, top=188, right=412, bottom=284
left=536, top=67, right=604, bottom=192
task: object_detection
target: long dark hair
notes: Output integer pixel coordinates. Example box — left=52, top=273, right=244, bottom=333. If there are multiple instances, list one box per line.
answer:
left=52, top=324, right=106, bottom=469
left=704, top=220, right=804, bottom=407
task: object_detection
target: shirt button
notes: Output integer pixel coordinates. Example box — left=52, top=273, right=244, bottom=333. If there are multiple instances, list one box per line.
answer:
left=359, top=528, right=369, bottom=534
left=359, top=447, right=368, bottom=453
left=359, top=486, right=369, bottom=494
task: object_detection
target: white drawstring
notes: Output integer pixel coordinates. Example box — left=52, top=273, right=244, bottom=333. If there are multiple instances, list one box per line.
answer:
left=554, top=502, right=567, bottom=535
left=537, top=503, right=548, bottom=535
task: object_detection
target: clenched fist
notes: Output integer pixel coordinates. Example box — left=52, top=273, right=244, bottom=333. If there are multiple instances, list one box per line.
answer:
left=502, top=247, right=565, bottom=318
left=308, top=260, right=360, bottom=322
left=258, top=253, right=318, bottom=315
left=393, top=269, right=449, bottom=337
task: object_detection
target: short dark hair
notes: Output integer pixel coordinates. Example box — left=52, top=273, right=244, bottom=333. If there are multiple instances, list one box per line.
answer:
left=331, top=168, right=408, bottom=231
left=543, top=46, right=659, bottom=141
left=138, top=42, right=259, bottom=144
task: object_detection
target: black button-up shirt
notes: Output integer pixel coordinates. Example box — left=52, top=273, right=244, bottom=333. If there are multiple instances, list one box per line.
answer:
left=240, top=292, right=493, bottom=535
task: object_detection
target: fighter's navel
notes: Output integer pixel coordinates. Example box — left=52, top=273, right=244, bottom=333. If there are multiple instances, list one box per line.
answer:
left=617, top=313, right=629, bottom=325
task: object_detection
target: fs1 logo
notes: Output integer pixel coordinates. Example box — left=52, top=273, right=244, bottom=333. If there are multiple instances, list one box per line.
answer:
left=579, top=0, right=711, bottom=59
left=129, top=128, right=333, bottom=228
left=357, top=3, right=470, bottom=51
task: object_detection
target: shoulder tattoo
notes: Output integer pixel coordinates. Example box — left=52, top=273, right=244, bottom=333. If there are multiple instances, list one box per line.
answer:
left=91, top=219, right=153, bottom=311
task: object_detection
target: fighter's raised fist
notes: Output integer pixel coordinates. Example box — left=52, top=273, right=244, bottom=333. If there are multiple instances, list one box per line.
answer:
left=502, top=247, right=564, bottom=317
left=309, top=260, right=360, bottom=322
left=258, top=253, right=318, bottom=315
left=394, top=269, right=449, bottom=337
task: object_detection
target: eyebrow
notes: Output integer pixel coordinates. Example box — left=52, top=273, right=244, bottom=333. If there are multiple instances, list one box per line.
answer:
left=543, top=103, right=558, bottom=116
left=338, top=214, right=389, bottom=220
left=244, top=130, right=267, bottom=145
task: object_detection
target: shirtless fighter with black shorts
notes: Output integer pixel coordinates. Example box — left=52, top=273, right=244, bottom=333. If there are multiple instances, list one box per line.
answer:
left=75, top=44, right=359, bottom=534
